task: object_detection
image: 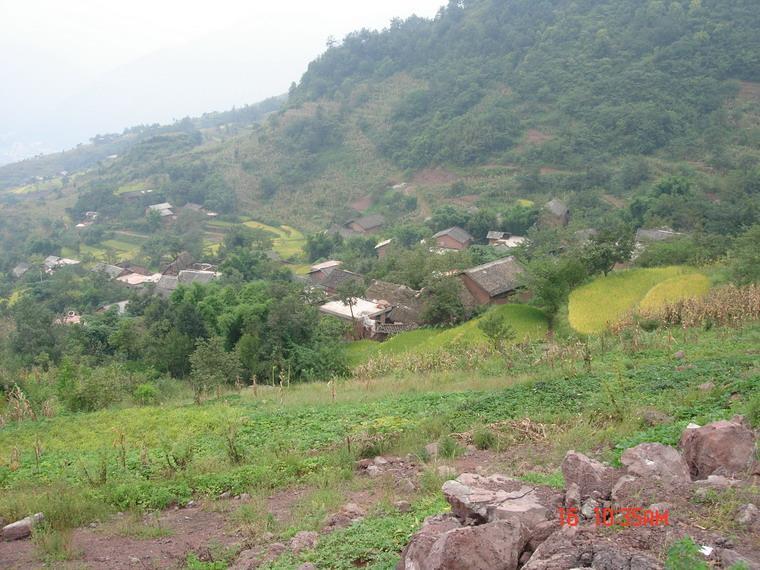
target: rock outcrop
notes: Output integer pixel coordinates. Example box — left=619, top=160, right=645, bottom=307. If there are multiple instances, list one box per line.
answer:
left=561, top=451, right=618, bottom=499
left=396, top=419, right=758, bottom=570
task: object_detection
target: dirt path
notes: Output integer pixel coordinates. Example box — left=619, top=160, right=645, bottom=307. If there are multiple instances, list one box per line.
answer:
left=0, top=506, right=239, bottom=569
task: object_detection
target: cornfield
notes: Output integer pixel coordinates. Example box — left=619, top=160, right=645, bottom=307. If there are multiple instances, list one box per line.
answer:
left=612, top=284, right=760, bottom=332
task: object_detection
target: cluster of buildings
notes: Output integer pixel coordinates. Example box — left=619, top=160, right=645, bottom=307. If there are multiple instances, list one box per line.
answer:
left=145, top=202, right=219, bottom=223
left=308, top=254, right=527, bottom=340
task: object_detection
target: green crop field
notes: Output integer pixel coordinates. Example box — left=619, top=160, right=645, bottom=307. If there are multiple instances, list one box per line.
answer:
left=114, top=180, right=150, bottom=195
left=346, top=304, right=548, bottom=365
left=243, top=220, right=306, bottom=260
left=568, top=266, right=708, bottom=334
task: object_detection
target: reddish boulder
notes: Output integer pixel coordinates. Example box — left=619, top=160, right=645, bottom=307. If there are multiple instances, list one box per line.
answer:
left=680, top=416, right=756, bottom=479
left=620, top=443, right=690, bottom=485
left=422, top=519, right=529, bottom=570
left=561, top=451, right=617, bottom=499
left=397, top=514, right=462, bottom=570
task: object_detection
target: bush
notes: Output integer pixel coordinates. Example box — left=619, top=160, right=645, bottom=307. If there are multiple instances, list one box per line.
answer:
left=472, top=427, right=497, bottom=450
left=665, top=537, right=708, bottom=570
left=133, top=383, right=159, bottom=405
left=437, top=435, right=463, bottom=459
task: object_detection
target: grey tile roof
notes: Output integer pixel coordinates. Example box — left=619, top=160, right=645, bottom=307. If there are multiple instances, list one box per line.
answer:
left=321, top=268, right=363, bottom=291
left=463, top=256, right=526, bottom=297
left=92, top=263, right=125, bottom=279
left=177, top=270, right=218, bottom=285
left=349, top=214, right=386, bottom=231
left=432, top=226, right=474, bottom=245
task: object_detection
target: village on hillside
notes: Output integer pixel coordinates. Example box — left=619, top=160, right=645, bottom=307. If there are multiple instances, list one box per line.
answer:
left=7, top=192, right=683, bottom=339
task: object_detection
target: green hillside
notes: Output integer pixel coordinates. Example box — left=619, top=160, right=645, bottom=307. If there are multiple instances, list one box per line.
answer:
left=347, top=304, right=548, bottom=365
left=3, top=0, right=759, bottom=244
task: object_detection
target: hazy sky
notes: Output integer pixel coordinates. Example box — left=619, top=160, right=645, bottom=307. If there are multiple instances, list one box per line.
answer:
left=0, top=0, right=444, bottom=163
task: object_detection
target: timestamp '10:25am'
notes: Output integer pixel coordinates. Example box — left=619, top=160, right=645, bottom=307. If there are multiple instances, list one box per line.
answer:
left=558, top=507, right=670, bottom=527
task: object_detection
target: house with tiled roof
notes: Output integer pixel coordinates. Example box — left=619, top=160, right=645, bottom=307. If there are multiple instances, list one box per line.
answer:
left=459, top=256, right=527, bottom=305
left=432, top=226, right=474, bottom=251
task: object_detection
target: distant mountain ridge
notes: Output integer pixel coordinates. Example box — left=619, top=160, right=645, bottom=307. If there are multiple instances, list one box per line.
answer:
left=4, top=0, right=760, bottom=234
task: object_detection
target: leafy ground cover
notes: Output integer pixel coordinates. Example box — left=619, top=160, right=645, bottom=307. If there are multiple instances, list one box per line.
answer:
left=346, top=304, right=548, bottom=365
left=568, top=266, right=706, bottom=334
left=1, top=322, right=756, bottom=540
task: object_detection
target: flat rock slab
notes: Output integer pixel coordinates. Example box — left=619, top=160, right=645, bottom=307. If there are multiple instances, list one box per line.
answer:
left=442, top=474, right=552, bottom=529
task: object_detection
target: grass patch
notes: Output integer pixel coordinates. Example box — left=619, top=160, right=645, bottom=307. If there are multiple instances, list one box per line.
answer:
left=114, top=180, right=149, bottom=196
left=568, top=266, right=700, bottom=333
left=111, top=511, right=173, bottom=539
left=243, top=221, right=306, bottom=260
left=348, top=304, right=548, bottom=366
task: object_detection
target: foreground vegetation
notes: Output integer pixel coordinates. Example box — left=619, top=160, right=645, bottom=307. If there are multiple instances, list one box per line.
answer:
left=1, top=317, right=757, bottom=565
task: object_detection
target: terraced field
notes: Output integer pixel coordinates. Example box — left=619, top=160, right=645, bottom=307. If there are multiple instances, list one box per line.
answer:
left=568, top=266, right=710, bottom=334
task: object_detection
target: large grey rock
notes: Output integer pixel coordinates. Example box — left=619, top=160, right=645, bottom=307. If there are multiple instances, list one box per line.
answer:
left=522, top=527, right=590, bottom=570
left=422, top=519, right=529, bottom=570
left=680, top=416, right=756, bottom=479
left=2, top=512, right=44, bottom=541
left=737, top=503, right=759, bottom=528
left=442, top=474, right=549, bottom=529
left=620, top=443, right=690, bottom=485
left=719, top=548, right=759, bottom=570
left=561, top=451, right=617, bottom=499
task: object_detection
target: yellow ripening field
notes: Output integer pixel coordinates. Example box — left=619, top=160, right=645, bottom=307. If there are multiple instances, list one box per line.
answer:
left=568, top=266, right=708, bottom=334
left=639, top=273, right=711, bottom=311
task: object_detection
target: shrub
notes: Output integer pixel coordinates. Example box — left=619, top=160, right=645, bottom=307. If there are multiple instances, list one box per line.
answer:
left=133, top=383, right=159, bottom=405
left=437, top=435, right=462, bottom=459
left=472, top=427, right=497, bottom=450
left=665, top=537, right=708, bottom=570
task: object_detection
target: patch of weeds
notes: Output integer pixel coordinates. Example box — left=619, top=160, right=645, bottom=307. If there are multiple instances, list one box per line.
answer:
left=185, top=553, right=227, bottom=570
left=114, top=511, right=173, bottom=539
left=288, top=486, right=344, bottom=533
left=690, top=487, right=752, bottom=534
left=264, top=495, right=448, bottom=570
left=418, top=467, right=448, bottom=494
left=0, top=483, right=113, bottom=531
left=745, top=391, right=760, bottom=428
left=232, top=499, right=278, bottom=541
left=664, top=537, right=709, bottom=570
left=517, top=470, right=565, bottom=489
left=437, top=435, right=463, bottom=459
left=33, top=525, right=83, bottom=563
left=472, top=427, right=497, bottom=450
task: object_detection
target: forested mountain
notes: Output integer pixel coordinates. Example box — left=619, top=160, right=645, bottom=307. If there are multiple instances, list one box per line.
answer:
left=295, top=0, right=760, bottom=168
left=3, top=0, right=760, bottom=247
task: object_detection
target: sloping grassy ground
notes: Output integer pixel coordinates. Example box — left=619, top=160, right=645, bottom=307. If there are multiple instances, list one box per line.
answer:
left=0, top=323, right=757, bottom=566
left=345, top=304, right=548, bottom=366
left=568, top=266, right=706, bottom=334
